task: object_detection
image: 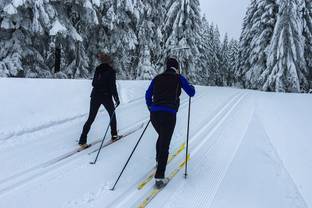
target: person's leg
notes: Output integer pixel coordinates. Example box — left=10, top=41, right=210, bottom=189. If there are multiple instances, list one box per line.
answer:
left=155, top=112, right=176, bottom=179
left=79, top=97, right=101, bottom=145
left=102, top=96, right=117, bottom=136
left=151, top=112, right=161, bottom=163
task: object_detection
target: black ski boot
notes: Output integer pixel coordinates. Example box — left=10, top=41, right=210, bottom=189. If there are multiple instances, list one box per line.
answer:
left=111, top=135, right=121, bottom=142
left=155, top=178, right=169, bottom=189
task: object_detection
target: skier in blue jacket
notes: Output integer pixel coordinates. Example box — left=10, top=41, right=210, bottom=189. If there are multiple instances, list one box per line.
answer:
left=145, top=57, right=195, bottom=189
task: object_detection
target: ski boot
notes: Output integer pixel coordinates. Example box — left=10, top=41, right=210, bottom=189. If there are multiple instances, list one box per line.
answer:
left=79, top=143, right=90, bottom=149
left=155, top=178, right=169, bottom=189
left=111, top=135, right=121, bottom=142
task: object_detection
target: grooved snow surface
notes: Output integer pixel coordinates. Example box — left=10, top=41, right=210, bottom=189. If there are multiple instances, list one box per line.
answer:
left=0, top=79, right=311, bottom=208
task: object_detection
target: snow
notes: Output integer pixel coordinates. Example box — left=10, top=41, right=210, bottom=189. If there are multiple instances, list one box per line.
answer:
left=3, top=4, right=17, bottom=15
left=12, top=0, right=25, bottom=8
left=70, top=29, right=83, bottom=42
left=49, top=20, right=67, bottom=36
left=0, top=79, right=311, bottom=208
left=92, top=0, right=101, bottom=7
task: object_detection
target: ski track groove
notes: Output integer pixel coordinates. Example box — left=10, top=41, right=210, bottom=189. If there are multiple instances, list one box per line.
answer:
left=259, top=116, right=309, bottom=208
left=104, top=92, right=245, bottom=208
left=0, top=121, right=146, bottom=197
left=0, top=96, right=145, bottom=142
left=191, top=93, right=252, bottom=208
left=0, top=94, right=200, bottom=197
left=147, top=92, right=248, bottom=208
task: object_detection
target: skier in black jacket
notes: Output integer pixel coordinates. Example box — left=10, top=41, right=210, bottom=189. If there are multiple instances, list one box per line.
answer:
left=79, top=53, right=120, bottom=148
left=145, top=57, right=195, bottom=188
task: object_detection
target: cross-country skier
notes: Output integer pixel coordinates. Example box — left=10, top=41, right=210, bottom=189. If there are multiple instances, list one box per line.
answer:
left=79, top=53, right=120, bottom=148
left=145, top=57, right=195, bottom=189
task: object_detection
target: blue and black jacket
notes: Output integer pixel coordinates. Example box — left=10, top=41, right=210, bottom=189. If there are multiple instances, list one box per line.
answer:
left=145, top=69, right=195, bottom=114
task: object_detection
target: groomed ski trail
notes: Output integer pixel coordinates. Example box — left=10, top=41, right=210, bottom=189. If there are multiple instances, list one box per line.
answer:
left=104, top=92, right=246, bottom=208
left=150, top=92, right=254, bottom=208
left=0, top=92, right=204, bottom=197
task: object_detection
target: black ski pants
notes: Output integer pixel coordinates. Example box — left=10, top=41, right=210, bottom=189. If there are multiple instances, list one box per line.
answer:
left=79, top=96, right=117, bottom=145
left=151, top=111, right=176, bottom=179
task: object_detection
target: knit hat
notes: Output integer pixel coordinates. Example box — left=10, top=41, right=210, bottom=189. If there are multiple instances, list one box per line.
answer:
left=166, top=57, right=180, bottom=73
left=97, top=53, right=112, bottom=64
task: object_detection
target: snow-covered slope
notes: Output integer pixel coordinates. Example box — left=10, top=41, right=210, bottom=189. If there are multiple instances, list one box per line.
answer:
left=0, top=79, right=311, bottom=208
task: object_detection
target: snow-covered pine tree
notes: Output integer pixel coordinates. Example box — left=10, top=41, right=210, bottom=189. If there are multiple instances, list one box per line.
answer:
left=196, top=16, right=213, bottom=85
left=135, top=0, right=165, bottom=79
left=236, top=0, right=278, bottom=89
left=236, top=0, right=258, bottom=87
left=220, top=33, right=230, bottom=86
left=136, top=45, right=156, bottom=79
left=162, top=0, right=201, bottom=83
left=0, top=0, right=54, bottom=77
left=101, top=0, right=139, bottom=79
left=60, top=0, right=98, bottom=79
left=263, top=0, right=308, bottom=92
left=228, top=39, right=239, bottom=86
left=0, top=0, right=97, bottom=78
left=211, top=25, right=223, bottom=86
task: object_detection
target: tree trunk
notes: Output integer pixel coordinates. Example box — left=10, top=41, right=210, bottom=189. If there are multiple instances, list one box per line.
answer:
left=54, top=38, right=61, bottom=74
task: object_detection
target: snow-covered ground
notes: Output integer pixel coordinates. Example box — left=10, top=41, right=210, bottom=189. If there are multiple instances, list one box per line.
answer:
left=0, top=78, right=311, bottom=208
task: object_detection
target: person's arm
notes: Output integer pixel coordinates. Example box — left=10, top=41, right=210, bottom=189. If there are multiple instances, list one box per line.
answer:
left=111, top=71, right=120, bottom=106
left=145, top=79, right=155, bottom=110
left=179, top=75, right=195, bottom=97
left=92, top=67, right=99, bottom=87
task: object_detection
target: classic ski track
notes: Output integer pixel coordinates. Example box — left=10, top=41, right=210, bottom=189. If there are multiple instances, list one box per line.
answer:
left=135, top=93, right=247, bottom=208
left=0, top=95, right=145, bottom=142
left=0, top=94, right=201, bottom=197
left=0, top=121, right=146, bottom=197
left=161, top=93, right=252, bottom=208
left=105, top=92, right=245, bottom=208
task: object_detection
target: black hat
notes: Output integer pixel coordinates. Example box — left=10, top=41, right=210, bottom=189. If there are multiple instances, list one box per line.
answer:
left=166, top=57, right=179, bottom=72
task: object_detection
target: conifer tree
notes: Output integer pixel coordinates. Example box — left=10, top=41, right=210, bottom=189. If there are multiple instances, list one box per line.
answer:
left=263, top=0, right=308, bottom=92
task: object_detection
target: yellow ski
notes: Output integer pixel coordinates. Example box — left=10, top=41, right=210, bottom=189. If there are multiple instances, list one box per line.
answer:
left=137, top=143, right=186, bottom=190
left=138, top=155, right=190, bottom=208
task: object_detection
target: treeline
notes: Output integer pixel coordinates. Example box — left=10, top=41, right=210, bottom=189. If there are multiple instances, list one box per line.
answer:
left=236, top=0, right=312, bottom=92
left=0, top=0, right=237, bottom=87
left=1, top=0, right=311, bottom=93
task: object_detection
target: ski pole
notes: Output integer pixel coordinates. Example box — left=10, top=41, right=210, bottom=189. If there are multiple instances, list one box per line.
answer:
left=184, top=97, right=191, bottom=178
left=90, top=109, right=117, bottom=165
left=110, top=120, right=151, bottom=191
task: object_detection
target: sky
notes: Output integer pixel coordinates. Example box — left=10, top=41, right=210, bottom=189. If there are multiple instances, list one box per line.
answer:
left=199, top=0, right=251, bottom=40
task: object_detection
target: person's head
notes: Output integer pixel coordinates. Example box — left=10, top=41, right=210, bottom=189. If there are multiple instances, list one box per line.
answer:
left=166, top=57, right=180, bottom=74
left=97, top=52, right=112, bottom=66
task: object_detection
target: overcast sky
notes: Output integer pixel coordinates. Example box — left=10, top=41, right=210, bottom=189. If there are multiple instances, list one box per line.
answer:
left=199, top=0, right=250, bottom=39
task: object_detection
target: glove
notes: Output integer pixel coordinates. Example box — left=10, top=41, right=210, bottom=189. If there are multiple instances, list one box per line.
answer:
left=147, top=105, right=152, bottom=112
left=114, top=96, right=120, bottom=107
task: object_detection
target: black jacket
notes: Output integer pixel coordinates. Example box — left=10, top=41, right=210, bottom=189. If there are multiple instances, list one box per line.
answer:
left=152, top=69, right=182, bottom=110
left=91, top=63, right=119, bottom=101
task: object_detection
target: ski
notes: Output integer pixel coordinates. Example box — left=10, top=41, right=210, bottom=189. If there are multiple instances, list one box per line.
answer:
left=138, top=155, right=190, bottom=208
left=137, top=143, right=186, bottom=190
left=88, top=123, right=145, bottom=155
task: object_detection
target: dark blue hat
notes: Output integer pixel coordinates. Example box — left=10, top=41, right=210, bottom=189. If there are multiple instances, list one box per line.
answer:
left=166, top=57, right=180, bottom=72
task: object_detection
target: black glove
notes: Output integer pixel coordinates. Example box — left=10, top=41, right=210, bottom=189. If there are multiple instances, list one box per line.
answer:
left=114, top=96, right=120, bottom=107
left=147, top=105, right=152, bottom=112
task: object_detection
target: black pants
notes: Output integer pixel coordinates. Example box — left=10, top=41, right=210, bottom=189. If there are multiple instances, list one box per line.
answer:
left=151, top=111, right=176, bottom=179
left=79, top=96, right=117, bottom=145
